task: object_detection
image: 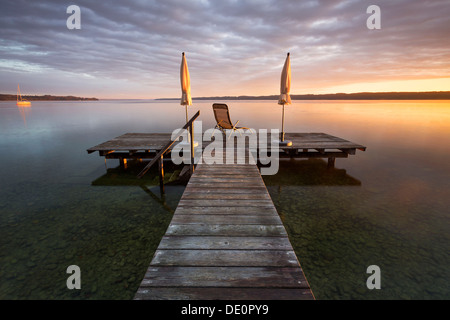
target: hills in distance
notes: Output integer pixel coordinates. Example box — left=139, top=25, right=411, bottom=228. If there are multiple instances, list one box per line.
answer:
left=157, top=91, right=450, bottom=100
left=0, top=94, right=98, bottom=101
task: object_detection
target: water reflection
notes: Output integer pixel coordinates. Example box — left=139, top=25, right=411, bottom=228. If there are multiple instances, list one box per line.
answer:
left=91, top=160, right=186, bottom=214
left=0, top=180, right=182, bottom=299
left=1, top=100, right=449, bottom=300
left=17, top=105, right=31, bottom=127
left=91, top=160, right=186, bottom=187
left=262, top=158, right=362, bottom=187
left=91, top=158, right=362, bottom=217
left=139, top=186, right=175, bottom=215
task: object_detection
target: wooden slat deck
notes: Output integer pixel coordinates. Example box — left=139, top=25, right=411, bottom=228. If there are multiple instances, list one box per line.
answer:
left=87, top=132, right=366, bottom=154
left=134, top=151, right=314, bottom=300
left=86, top=131, right=366, bottom=299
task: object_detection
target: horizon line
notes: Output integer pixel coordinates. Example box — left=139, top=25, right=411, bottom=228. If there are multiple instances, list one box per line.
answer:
left=2, top=90, right=450, bottom=100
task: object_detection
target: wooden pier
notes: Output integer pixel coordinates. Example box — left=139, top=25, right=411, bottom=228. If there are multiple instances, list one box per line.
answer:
left=87, top=132, right=366, bottom=168
left=87, top=128, right=365, bottom=300
left=134, top=150, right=314, bottom=300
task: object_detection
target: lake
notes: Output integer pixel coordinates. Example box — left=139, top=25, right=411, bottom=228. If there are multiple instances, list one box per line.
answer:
left=0, top=99, right=449, bottom=299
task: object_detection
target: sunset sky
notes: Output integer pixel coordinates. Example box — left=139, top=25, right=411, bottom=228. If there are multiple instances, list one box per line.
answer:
left=1, top=0, right=449, bottom=99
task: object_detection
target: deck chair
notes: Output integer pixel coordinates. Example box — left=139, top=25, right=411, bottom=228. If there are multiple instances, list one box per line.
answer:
left=212, top=103, right=253, bottom=139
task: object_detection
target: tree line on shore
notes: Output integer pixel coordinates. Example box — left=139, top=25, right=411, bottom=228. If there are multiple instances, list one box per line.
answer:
left=158, top=91, right=450, bottom=101
left=0, top=94, right=98, bottom=101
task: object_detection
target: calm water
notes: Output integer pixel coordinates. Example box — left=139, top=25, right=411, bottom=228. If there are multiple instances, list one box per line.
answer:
left=0, top=100, right=449, bottom=299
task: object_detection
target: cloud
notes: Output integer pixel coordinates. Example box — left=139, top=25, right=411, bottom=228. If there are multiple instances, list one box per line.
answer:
left=0, top=0, right=449, bottom=98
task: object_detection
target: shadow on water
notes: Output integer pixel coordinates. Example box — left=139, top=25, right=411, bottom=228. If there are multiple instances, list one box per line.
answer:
left=91, top=161, right=182, bottom=187
left=261, top=158, right=362, bottom=187
left=91, top=160, right=189, bottom=214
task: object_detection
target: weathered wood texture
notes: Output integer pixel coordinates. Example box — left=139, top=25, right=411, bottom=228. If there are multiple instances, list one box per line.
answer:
left=134, top=151, right=314, bottom=300
left=87, top=132, right=366, bottom=156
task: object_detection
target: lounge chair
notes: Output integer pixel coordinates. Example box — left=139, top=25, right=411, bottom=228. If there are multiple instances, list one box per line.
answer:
left=212, top=103, right=253, bottom=139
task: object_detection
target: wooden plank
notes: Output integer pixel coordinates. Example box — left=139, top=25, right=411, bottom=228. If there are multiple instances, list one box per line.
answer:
left=170, top=214, right=281, bottom=225
left=133, top=143, right=315, bottom=300
left=157, top=236, right=291, bottom=250
left=196, top=165, right=258, bottom=169
left=135, top=287, right=313, bottom=300
left=287, top=136, right=346, bottom=142
left=177, top=199, right=274, bottom=207
left=182, top=187, right=268, bottom=194
left=151, top=249, right=300, bottom=267
left=192, top=172, right=259, bottom=177
left=198, top=163, right=254, bottom=166
left=87, top=133, right=171, bottom=151
left=140, top=266, right=309, bottom=288
left=193, top=168, right=259, bottom=173
left=315, top=148, right=325, bottom=154
left=285, top=132, right=356, bottom=141
left=188, top=177, right=263, bottom=183
left=190, top=171, right=258, bottom=176
left=165, top=224, right=288, bottom=237
left=196, top=165, right=258, bottom=170
left=275, top=151, right=349, bottom=159
left=174, top=206, right=278, bottom=215
left=88, top=132, right=366, bottom=154
left=181, top=193, right=271, bottom=200
left=201, top=155, right=253, bottom=159
left=260, top=142, right=364, bottom=148
left=195, top=167, right=258, bottom=171
left=185, top=183, right=269, bottom=189
left=339, top=148, right=356, bottom=155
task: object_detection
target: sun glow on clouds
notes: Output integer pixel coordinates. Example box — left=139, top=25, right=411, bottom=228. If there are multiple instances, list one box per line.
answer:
left=321, top=78, right=450, bottom=95
left=0, top=0, right=449, bottom=98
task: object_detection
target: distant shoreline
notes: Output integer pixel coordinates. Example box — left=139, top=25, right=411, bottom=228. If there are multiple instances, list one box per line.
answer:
left=2, top=91, right=449, bottom=101
left=157, top=91, right=450, bottom=100
left=0, top=94, right=98, bottom=101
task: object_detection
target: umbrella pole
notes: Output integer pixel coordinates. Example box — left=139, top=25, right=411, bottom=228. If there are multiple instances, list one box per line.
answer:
left=281, top=103, right=285, bottom=142
left=185, top=105, right=193, bottom=144
left=185, top=105, right=190, bottom=143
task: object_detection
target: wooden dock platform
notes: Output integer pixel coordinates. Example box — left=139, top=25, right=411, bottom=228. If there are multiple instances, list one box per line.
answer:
left=87, top=132, right=366, bottom=168
left=87, top=130, right=365, bottom=300
left=134, top=150, right=315, bottom=300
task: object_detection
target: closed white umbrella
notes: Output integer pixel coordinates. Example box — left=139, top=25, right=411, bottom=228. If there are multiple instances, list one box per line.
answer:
left=180, top=52, right=192, bottom=123
left=179, top=52, right=198, bottom=147
left=278, top=52, right=292, bottom=146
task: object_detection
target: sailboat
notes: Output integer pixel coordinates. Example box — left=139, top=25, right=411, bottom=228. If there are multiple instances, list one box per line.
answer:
left=16, top=84, right=31, bottom=106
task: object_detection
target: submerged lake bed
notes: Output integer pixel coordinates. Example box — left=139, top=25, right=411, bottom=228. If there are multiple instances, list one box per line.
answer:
left=0, top=99, right=449, bottom=299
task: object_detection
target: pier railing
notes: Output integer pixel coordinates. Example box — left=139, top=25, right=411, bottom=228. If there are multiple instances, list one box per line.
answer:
left=137, top=110, right=200, bottom=192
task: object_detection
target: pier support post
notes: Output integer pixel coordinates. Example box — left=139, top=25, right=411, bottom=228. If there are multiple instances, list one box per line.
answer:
left=158, top=155, right=165, bottom=194
left=120, top=158, right=127, bottom=169
left=327, top=157, right=335, bottom=169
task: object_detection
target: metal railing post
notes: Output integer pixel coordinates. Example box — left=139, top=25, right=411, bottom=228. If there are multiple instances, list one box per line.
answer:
left=189, top=123, right=194, bottom=174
